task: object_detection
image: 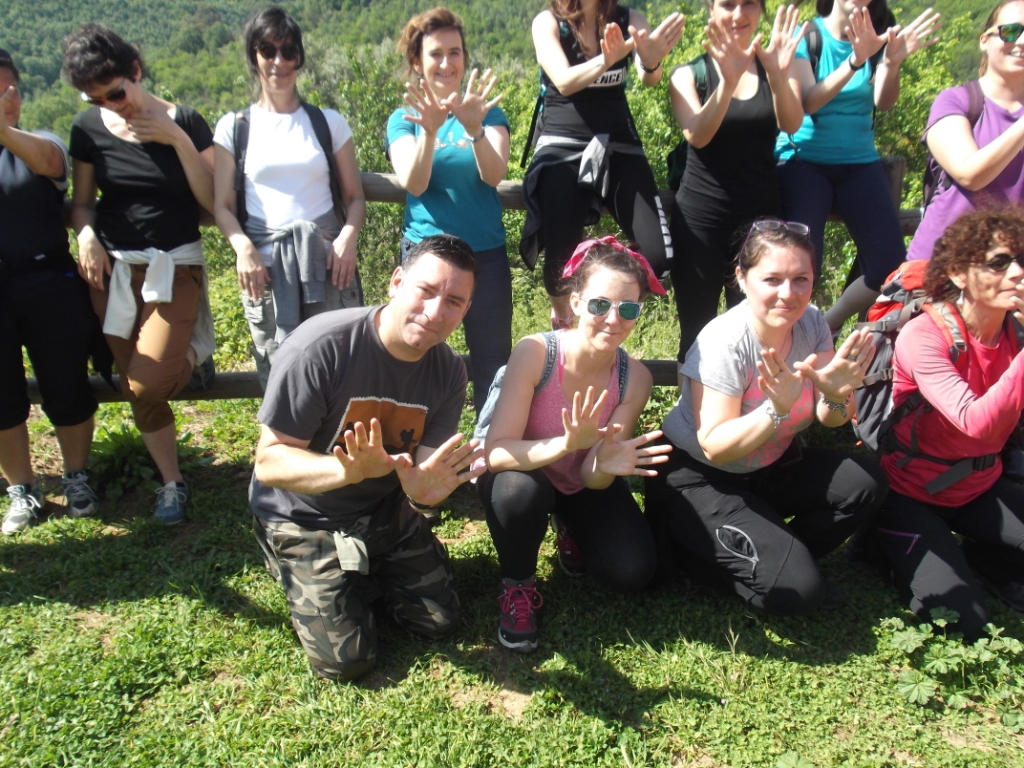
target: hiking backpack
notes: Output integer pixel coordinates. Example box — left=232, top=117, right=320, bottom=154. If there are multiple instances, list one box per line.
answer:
left=852, top=260, right=1020, bottom=495
left=920, top=79, right=984, bottom=213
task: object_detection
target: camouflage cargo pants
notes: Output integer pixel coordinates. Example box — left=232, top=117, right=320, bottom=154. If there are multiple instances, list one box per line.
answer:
left=253, top=489, right=460, bottom=682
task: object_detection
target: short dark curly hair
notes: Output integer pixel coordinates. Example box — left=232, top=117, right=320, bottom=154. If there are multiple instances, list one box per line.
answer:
left=61, top=24, right=144, bottom=90
left=242, top=7, right=306, bottom=83
left=925, top=209, right=1024, bottom=302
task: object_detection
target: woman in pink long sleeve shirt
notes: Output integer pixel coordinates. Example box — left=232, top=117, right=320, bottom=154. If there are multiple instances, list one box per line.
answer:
left=876, top=210, right=1024, bottom=639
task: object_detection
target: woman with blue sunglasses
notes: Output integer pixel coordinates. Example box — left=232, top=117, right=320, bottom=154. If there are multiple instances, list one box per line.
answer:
left=645, top=221, right=887, bottom=614
left=478, top=237, right=671, bottom=653
left=909, top=0, right=1024, bottom=261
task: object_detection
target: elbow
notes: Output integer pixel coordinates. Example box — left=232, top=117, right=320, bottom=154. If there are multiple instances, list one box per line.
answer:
left=683, top=130, right=709, bottom=150
left=400, top=175, right=427, bottom=197
left=957, top=174, right=988, bottom=193
left=779, top=116, right=803, bottom=135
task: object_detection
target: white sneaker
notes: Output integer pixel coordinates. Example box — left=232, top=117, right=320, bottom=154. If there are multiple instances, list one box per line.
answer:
left=3, top=484, right=43, bottom=535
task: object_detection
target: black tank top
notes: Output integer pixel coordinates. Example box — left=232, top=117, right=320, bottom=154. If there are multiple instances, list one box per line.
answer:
left=680, top=55, right=781, bottom=221
left=538, top=6, right=641, bottom=145
left=0, top=139, right=71, bottom=269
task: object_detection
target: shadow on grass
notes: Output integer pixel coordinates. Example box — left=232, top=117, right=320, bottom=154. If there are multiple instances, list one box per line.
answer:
left=0, top=462, right=284, bottom=629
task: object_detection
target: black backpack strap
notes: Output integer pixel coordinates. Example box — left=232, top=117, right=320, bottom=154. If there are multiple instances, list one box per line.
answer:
left=692, top=54, right=709, bottom=104
left=301, top=102, right=347, bottom=226
left=520, top=75, right=544, bottom=169
left=232, top=108, right=250, bottom=227
left=964, top=78, right=985, bottom=125
left=536, top=331, right=560, bottom=393
left=616, top=347, right=630, bottom=403
left=806, top=21, right=822, bottom=81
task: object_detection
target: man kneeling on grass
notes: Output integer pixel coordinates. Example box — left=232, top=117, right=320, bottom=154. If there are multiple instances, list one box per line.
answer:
left=249, top=234, right=484, bottom=682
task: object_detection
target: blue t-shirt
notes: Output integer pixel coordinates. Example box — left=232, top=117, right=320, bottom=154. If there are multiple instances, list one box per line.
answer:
left=385, top=108, right=510, bottom=251
left=775, top=18, right=879, bottom=164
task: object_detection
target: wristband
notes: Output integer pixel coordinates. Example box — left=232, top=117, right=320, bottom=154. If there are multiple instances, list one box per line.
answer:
left=821, top=393, right=851, bottom=413
left=466, top=128, right=486, bottom=144
left=406, top=494, right=437, bottom=512
left=848, top=53, right=866, bottom=71
left=764, top=401, right=789, bottom=430
left=639, top=59, right=662, bottom=74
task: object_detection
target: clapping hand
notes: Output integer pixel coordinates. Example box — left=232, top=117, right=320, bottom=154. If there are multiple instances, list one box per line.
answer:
left=402, top=78, right=450, bottom=135
left=756, top=347, right=805, bottom=417
left=397, top=432, right=484, bottom=508
left=756, top=5, right=806, bottom=79
left=845, top=7, right=888, bottom=66
left=594, top=425, right=672, bottom=477
left=795, top=328, right=875, bottom=402
left=704, top=17, right=759, bottom=86
left=440, top=68, right=503, bottom=139
left=630, top=12, right=685, bottom=71
left=601, top=21, right=635, bottom=65
left=883, top=7, right=941, bottom=65
left=562, top=387, right=611, bottom=453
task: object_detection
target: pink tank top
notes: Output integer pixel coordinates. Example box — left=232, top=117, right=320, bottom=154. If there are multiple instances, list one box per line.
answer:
left=522, top=332, right=622, bottom=494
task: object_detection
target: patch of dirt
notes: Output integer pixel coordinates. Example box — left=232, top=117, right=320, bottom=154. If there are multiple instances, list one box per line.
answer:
left=75, top=611, right=115, bottom=647
left=449, top=680, right=532, bottom=720
left=437, top=520, right=485, bottom=547
left=670, top=751, right=717, bottom=767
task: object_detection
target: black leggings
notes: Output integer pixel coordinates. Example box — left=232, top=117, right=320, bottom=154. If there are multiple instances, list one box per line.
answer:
left=874, top=481, right=1024, bottom=641
left=535, top=153, right=671, bottom=296
left=645, top=445, right=888, bottom=614
left=478, top=469, right=656, bottom=592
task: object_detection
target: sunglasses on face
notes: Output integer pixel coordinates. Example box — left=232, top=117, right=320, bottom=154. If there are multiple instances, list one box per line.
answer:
left=80, top=77, right=127, bottom=106
left=981, top=251, right=1024, bottom=272
left=750, top=218, right=811, bottom=235
left=987, top=23, right=1024, bottom=43
left=255, top=40, right=300, bottom=61
left=584, top=297, right=644, bottom=321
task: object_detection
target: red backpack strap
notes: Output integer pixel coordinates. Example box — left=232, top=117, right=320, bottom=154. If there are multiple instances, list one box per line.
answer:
left=921, top=302, right=969, bottom=372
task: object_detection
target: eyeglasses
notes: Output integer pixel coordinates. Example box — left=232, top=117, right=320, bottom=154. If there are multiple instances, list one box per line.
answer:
left=585, top=297, right=644, bottom=321
left=750, top=219, right=810, bottom=235
left=255, top=40, right=300, bottom=61
left=986, top=23, right=1024, bottom=43
left=981, top=251, right=1024, bottom=272
left=80, top=77, right=127, bottom=106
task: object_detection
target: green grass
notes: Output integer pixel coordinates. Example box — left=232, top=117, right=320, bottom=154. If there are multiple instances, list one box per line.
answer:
left=2, top=226, right=1023, bottom=767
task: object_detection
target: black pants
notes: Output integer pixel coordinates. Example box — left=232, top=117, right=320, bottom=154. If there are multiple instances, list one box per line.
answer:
left=478, top=469, right=656, bottom=592
left=645, top=445, right=888, bottom=614
left=875, top=481, right=1024, bottom=640
left=535, top=154, right=671, bottom=295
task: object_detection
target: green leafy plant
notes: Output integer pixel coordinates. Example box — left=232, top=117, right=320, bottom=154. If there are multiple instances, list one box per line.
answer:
left=880, top=610, right=1024, bottom=719
left=89, top=422, right=213, bottom=500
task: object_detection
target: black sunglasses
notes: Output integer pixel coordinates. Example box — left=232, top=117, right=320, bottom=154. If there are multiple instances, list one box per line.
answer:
left=80, top=77, right=127, bottom=106
left=255, top=40, right=300, bottom=61
left=988, top=23, right=1024, bottom=43
left=585, top=297, right=644, bottom=321
left=982, top=251, right=1024, bottom=272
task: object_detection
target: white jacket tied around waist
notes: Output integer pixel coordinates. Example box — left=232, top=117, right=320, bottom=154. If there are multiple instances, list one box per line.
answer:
left=105, top=240, right=216, bottom=364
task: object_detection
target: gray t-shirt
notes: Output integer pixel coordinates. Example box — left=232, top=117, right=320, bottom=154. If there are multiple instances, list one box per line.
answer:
left=662, top=301, right=833, bottom=473
left=249, top=306, right=468, bottom=530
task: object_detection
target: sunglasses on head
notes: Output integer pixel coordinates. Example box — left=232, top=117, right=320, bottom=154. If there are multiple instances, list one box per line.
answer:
left=585, top=297, right=644, bottom=321
left=982, top=250, right=1024, bottom=272
left=988, top=22, right=1024, bottom=43
left=750, top=218, right=810, bottom=235
left=80, top=77, right=127, bottom=106
left=255, top=40, right=300, bottom=61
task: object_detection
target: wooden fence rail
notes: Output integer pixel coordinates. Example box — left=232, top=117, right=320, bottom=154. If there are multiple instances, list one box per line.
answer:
left=29, top=162, right=919, bottom=402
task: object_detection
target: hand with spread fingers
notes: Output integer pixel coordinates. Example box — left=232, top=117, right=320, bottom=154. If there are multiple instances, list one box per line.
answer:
left=402, top=77, right=450, bottom=135
left=756, top=346, right=806, bottom=417
left=441, top=67, right=503, bottom=139
left=331, top=418, right=413, bottom=485
left=561, top=386, right=612, bottom=453
left=630, top=11, right=685, bottom=71
left=755, top=5, right=806, bottom=79
left=883, top=7, right=941, bottom=66
left=845, top=7, right=888, bottom=66
left=796, top=327, right=876, bottom=402
left=704, top=18, right=760, bottom=86
left=398, top=432, right=485, bottom=508
left=594, top=426, right=673, bottom=477
left=601, top=21, right=636, bottom=65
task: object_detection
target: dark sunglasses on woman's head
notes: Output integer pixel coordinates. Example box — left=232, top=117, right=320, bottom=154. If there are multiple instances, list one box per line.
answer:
left=988, top=23, right=1024, bottom=43
left=585, top=297, right=644, bottom=321
left=255, top=40, right=300, bottom=61
left=750, top=218, right=810, bottom=235
left=80, top=77, right=127, bottom=106
left=982, top=251, right=1024, bottom=272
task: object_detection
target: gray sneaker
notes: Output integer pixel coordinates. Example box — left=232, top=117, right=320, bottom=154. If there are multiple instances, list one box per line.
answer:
left=154, top=480, right=188, bottom=525
left=61, top=470, right=99, bottom=518
left=3, top=484, right=43, bottom=535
